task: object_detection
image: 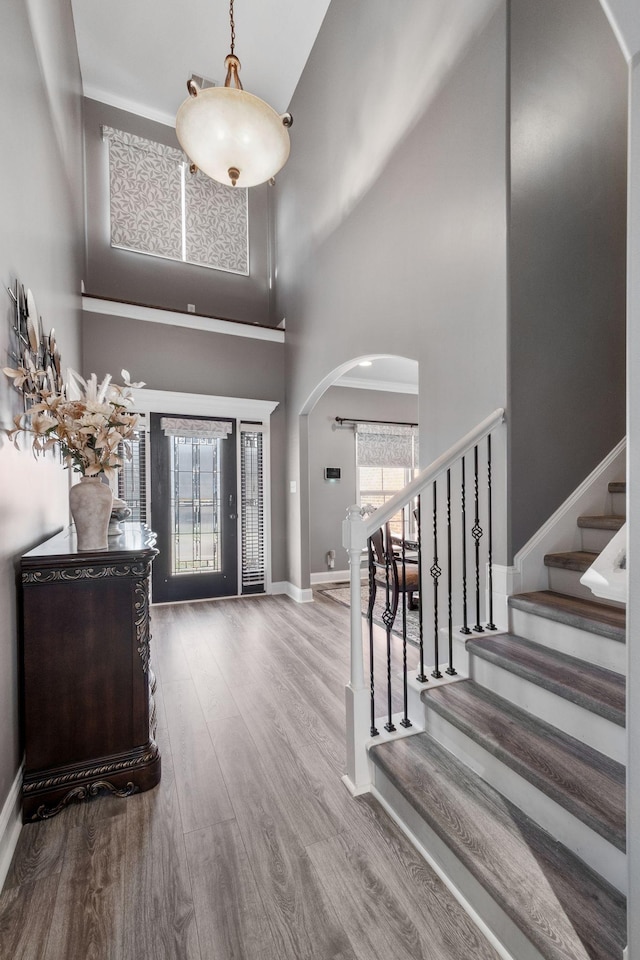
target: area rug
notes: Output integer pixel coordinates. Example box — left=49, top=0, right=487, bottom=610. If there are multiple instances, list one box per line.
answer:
left=319, top=584, right=421, bottom=647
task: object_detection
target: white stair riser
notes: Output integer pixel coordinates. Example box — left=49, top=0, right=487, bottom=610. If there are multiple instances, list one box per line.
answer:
left=422, top=709, right=626, bottom=893
left=580, top=526, right=619, bottom=553
left=372, top=768, right=548, bottom=960
left=468, top=654, right=626, bottom=764
left=546, top=566, right=624, bottom=607
left=610, top=491, right=626, bottom=516
left=508, top=607, right=626, bottom=675
left=446, top=628, right=505, bottom=679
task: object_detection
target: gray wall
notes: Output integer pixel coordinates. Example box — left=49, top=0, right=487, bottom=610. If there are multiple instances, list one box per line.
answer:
left=83, top=98, right=274, bottom=325
left=81, top=310, right=287, bottom=580
left=276, top=0, right=509, bottom=587
left=308, top=387, right=419, bottom=575
left=0, top=0, right=83, bottom=809
left=508, top=0, right=627, bottom=556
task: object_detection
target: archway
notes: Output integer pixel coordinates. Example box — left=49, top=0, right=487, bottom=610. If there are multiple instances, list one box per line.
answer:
left=298, top=355, right=419, bottom=591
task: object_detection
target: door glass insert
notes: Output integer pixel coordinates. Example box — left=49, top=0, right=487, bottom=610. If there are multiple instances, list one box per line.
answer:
left=171, top=435, right=222, bottom=575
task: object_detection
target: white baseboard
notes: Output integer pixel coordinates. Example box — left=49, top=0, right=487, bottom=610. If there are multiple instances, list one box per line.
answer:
left=310, top=570, right=356, bottom=585
left=0, top=766, right=23, bottom=892
left=270, top=581, right=314, bottom=603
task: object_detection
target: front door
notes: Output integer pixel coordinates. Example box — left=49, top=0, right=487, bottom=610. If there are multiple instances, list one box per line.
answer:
left=150, top=414, right=238, bottom=602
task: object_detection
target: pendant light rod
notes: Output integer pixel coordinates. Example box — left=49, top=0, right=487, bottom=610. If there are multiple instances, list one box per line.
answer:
left=224, top=0, right=243, bottom=93
left=229, top=0, right=236, bottom=56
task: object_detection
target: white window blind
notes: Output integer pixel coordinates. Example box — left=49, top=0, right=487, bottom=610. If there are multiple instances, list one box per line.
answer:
left=117, top=415, right=147, bottom=523
left=240, top=427, right=265, bottom=594
left=102, top=126, right=248, bottom=275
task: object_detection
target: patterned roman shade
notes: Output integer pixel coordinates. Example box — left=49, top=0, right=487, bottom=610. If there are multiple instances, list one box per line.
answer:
left=160, top=417, right=233, bottom=439
left=185, top=168, right=248, bottom=274
left=356, top=423, right=419, bottom=469
left=102, top=126, right=248, bottom=275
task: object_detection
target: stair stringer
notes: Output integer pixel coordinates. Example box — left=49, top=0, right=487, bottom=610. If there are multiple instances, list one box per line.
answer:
left=492, top=440, right=625, bottom=618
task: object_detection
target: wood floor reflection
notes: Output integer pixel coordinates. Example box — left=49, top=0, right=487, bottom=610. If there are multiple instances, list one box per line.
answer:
left=0, top=591, right=500, bottom=960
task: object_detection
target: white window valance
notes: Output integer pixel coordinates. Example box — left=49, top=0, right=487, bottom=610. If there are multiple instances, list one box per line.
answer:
left=160, top=417, right=233, bottom=440
left=101, top=126, right=249, bottom=275
left=356, top=423, right=419, bottom=469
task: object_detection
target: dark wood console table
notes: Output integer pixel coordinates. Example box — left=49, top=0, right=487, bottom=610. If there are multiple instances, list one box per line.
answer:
left=20, top=523, right=161, bottom=821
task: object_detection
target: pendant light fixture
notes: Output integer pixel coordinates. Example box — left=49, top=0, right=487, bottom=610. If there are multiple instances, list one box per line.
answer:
left=176, top=0, right=292, bottom=188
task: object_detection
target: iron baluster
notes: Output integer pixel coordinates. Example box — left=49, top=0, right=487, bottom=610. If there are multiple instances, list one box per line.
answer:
left=446, top=469, right=456, bottom=676
left=415, top=495, right=427, bottom=682
left=382, top=524, right=396, bottom=733
left=486, top=433, right=497, bottom=630
left=472, top=444, right=484, bottom=633
left=400, top=506, right=412, bottom=728
left=460, top=455, right=471, bottom=635
left=431, top=482, right=442, bottom=679
left=367, top=538, right=379, bottom=736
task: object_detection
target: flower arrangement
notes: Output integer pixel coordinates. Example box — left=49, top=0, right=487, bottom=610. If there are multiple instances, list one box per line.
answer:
left=3, top=366, right=145, bottom=479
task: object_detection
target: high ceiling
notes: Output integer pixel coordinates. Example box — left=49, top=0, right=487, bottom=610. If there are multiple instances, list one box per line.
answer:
left=70, top=0, right=332, bottom=125
left=69, top=1, right=421, bottom=392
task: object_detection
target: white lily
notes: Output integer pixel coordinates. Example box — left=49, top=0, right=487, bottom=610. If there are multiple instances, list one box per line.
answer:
left=66, top=369, right=113, bottom=403
left=121, top=369, right=146, bottom=390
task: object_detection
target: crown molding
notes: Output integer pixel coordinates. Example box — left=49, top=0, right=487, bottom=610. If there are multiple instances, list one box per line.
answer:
left=83, top=87, right=177, bottom=128
left=335, top=376, right=418, bottom=395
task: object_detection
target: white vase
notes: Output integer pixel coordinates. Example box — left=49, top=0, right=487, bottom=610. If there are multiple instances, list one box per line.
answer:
left=69, top=477, right=113, bottom=551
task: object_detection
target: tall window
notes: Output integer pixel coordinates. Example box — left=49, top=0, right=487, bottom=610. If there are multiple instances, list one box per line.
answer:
left=118, top=424, right=147, bottom=522
left=356, top=424, right=419, bottom=539
left=102, top=126, right=249, bottom=275
left=240, top=427, right=265, bottom=594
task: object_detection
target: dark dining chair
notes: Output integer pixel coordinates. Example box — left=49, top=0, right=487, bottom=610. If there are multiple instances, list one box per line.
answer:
left=369, top=522, right=420, bottom=617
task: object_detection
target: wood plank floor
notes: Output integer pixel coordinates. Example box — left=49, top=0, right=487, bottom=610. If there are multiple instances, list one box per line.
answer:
left=0, top=591, right=501, bottom=960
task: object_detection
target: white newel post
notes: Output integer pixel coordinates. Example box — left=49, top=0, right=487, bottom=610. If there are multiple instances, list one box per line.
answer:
left=342, top=505, right=371, bottom=795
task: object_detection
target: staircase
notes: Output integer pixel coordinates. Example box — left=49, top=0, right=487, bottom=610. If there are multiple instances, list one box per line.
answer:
left=368, top=480, right=628, bottom=960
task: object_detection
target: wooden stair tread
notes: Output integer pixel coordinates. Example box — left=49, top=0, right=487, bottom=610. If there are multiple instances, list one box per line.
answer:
left=422, top=680, right=626, bottom=850
left=370, top=734, right=626, bottom=960
left=466, top=633, right=626, bottom=725
left=509, top=590, right=625, bottom=642
left=577, top=515, right=625, bottom=531
left=608, top=481, right=626, bottom=494
left=544, top=550, right=598, bottom=572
